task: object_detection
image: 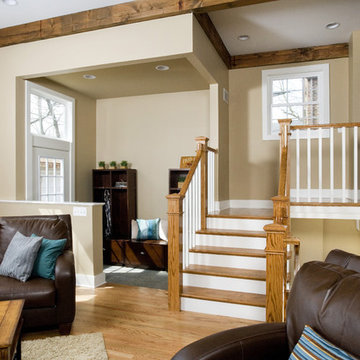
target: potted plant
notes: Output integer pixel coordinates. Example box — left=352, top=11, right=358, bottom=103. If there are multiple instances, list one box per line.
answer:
left=178, top=174, right=187, bottom=189
left=120, top=160, right=128, bottom=169
left=98, top=161, right=106, bottom=170
left=109, top=161, right=117, bottom=169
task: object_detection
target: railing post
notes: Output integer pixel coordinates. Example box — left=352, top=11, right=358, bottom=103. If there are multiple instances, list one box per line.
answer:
left=167, top=193, right=184, bottom=311
left=195, top=136, right=209, bottom=230
left=278, top=119, right=292, bottom=198
left=264, top=223, right=287, bottom=323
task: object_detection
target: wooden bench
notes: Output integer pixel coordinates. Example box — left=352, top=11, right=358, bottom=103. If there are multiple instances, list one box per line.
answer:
left=110, top=239, right=168, bottom=270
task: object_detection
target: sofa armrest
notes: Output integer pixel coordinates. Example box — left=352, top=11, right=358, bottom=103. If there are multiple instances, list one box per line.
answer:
left=54, top=250, right=76, bottom=324
left=171, top=322, right=288, bottom=360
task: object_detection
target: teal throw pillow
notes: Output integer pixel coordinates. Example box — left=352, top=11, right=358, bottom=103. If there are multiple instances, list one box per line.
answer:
left=289, top=325, right=357, bottom=360
left=136, top=218, right=160, bottom=240
left=31, top=235, right=67, bottom=280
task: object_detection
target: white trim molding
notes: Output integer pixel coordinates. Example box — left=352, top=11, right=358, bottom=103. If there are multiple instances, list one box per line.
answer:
left=76, top=272, right=106, bottom=288
left=215, top=200, right=273, bottom=210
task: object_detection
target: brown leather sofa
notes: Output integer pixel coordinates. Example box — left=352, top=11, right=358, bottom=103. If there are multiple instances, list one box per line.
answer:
left=171, top=249, right=360, bottom=359
left=0, top=215, right=75, bottom=334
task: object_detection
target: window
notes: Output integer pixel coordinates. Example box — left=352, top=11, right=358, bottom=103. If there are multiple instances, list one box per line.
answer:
left=262, top=64, right=329, bottom=140
left=26, top=82, right=74, bottom=202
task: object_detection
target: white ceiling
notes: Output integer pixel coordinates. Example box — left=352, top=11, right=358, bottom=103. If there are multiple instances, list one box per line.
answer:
left=210, top=0, right=360, bottom=56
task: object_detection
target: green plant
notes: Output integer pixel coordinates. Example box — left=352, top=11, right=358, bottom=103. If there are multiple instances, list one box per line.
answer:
left=178, top=174, right=187, bottom=182
left=120, top=160, right=128, bottom=167
left=110, top=161, right=117, bottom=167
left=98, top=161, right=105, bottom=168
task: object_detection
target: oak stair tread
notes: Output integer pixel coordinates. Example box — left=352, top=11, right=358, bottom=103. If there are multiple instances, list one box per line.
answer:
left=181, top=286, right=266, bottom=307
left=207, top=208, right=273, bottom=220
left=189, top=245, right=266, bottom=258
left=196, top=228, right=266, bottom=238
left=182, top=264, right=266, bottom=280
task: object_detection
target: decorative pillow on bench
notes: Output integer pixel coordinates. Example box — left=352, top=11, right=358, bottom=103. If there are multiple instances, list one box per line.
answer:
left=0, top=231, right=43, bottom=282
left=289, top=325, right=357, bottom=360
left=131, top=219, right=168, bottom=241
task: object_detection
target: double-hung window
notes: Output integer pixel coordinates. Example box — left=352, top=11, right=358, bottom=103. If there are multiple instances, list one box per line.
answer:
left=26, top=81, right=75, bottom=202
left=262, top=64, right=329, bottom=140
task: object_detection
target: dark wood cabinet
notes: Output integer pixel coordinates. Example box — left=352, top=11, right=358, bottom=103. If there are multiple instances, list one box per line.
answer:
left=169, top=168, right=190, bottom=194
left=93, top=169, right=137, bottom=264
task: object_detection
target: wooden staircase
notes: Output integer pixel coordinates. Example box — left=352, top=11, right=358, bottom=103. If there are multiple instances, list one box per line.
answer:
left=180, top=208, right=272, bottom=321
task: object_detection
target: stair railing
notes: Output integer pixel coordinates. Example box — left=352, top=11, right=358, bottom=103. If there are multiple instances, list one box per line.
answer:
left=167, top=136, right=217, bottom=311
left=290, top=122, right=360, bottom=203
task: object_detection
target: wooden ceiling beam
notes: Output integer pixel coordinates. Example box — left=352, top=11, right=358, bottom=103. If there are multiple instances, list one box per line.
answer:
left=231, top=43, right=349, bottom=69
left=194, top=13, right=231, bottom=68
left=0, top=0, right=278, bottom=48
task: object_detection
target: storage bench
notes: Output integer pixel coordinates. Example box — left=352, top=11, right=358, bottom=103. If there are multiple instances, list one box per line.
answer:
left=110, top=239, right=168, bottom=270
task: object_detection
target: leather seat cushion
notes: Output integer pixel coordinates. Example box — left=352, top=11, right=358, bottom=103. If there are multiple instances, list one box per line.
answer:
left=0, top=275, right=56, bottom=308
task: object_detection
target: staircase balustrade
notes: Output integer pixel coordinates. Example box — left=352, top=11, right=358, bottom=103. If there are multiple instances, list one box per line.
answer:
left=167, top=137, right=217, bottom=311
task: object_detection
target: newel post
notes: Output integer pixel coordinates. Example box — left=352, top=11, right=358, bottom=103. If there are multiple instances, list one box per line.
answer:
left=167, top=193, right=184, bottom=311
left=264, top=223, right=287, bottom=322
left=195, top=136, right=209, bottom=230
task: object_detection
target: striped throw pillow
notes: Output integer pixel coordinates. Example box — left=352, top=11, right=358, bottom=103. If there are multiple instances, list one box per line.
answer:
left=289, top=325, right=357, bottom=360
left=136, top=218, right=160, bottom=240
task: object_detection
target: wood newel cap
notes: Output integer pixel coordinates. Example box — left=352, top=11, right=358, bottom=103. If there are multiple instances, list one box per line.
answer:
left=166, top=193, right=184, bottom=201
left=264, top=223, right=287, bottom=233
left=278, top=119, right=292, bottom=126
left=271, top=195, right=289, bottom=202
left=195, top=136, right=209, bottom=148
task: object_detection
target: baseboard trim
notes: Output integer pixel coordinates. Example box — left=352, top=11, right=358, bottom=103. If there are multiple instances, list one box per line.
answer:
left=76, top=272, right=106, bottom=288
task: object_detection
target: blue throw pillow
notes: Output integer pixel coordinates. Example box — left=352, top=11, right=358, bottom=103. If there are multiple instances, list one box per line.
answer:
left=136, top=218, right=160, bottom=240
left=31, top=234, right=67, bottom=280
left=289, top=325, right=357, bottom=360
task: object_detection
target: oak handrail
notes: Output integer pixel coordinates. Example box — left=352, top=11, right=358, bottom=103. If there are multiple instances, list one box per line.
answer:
left=179, top=151, right=202, bottom=197
left=290, top=122, right=360, bottom=130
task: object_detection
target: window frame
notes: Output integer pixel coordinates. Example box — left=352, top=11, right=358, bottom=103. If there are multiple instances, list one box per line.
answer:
left=262, top=64, right=330, bottom=140
left=25, top=81, right=75, bottom=202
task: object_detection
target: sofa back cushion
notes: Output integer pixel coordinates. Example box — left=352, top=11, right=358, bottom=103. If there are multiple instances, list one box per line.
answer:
left=0, top=215, right=72, bottom=262
left=286, top=261, right=360, bottom=358
left=325, top=248, right=360, bottom=272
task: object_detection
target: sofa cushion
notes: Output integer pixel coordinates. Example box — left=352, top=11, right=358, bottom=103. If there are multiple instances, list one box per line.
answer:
left=290, top=325, right=357, bottom=360
left=136, top=218, right=160, bottom=240
left=0, top=232, right=43, bottom=282
left=0, top=275, right=56, bottom=308
left=286, top=261, right=360, bottom=358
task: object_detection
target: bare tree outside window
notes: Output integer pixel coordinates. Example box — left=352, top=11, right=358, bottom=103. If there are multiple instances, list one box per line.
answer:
left=30, top=93, right=66, bottom=139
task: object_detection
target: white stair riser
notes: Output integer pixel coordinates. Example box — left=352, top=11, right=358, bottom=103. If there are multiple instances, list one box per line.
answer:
left=181, top=297, right=266, bottom=322
left=207, top=218, right=272, bottom=231
left=188, top=253, right=266, bottom=270
left=196, top=234, right=266, bottom=250
left=183, top=273, right=266, bottom=294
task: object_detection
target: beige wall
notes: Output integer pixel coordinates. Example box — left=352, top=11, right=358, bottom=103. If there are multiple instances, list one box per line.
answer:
left=0, top=14, right=194, bottom=200
left=229, top=58, right=349, bottom=200
left=25, top=78, right=96, bottom=202
left=0, top=201, right=103, bottom=282
left=350, top=30, right=360, bottom=122
left=190, top=17, right=230, bottom=201
left=96, top=90, right=210, bottom=219
left=292, top=219, right=360, bottom=264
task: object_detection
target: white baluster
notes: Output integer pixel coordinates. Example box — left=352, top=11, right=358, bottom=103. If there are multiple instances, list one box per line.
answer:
left=296, top=129, right=300, bottom=201
left=307, top=128, right=311, bottom=201
left=183, top=193, right=188, bottom=268
left=354, top=127, right=358, bottom=203
left=330, top=127, right=334, bottom=202
left=318, top=128, right=322, bottom=201
left=342, top=127, right=346, bottom=202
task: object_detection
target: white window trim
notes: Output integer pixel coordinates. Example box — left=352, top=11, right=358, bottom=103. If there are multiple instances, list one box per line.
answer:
left=262, top=64, right=330, bottom=140
left=25, top=81, right=75, bottom=201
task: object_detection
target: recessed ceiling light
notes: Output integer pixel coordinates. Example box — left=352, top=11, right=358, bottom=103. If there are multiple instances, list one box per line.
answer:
left=326, top=22, right=340, bottom=30
left=237, top=35, right=249, bottom=41
left=83, top=74, right=96, bottom=80
left=2, top=0, right=18, bottom=5
left=155, top=65, right=170, bottom=71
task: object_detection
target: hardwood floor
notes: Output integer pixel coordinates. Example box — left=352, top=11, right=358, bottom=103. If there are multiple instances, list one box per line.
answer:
left=23, top=284, right=257, bottom=359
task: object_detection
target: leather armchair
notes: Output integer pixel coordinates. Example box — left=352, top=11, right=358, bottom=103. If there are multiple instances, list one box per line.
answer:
left=172, top=249, right=360, bottom=359
left=0, top=215, right=75, bottom=334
